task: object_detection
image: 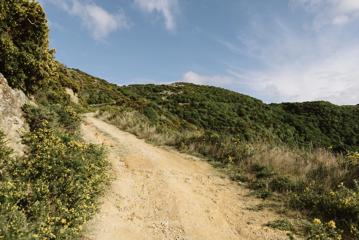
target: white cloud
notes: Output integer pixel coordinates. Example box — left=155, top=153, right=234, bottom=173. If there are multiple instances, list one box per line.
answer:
left=216, top=16, right=359, bottom=105
left=180, top=71, right=235, bottom=87
left=337, top=0, right=359, bottom=13
left=42, top=0, right=128, bottom=40
left=292, top=0, right=359, bottom=27
left=332, top=15, right=349, bottom=25
left=134, top=0, right=178, bottom=31
left=228, top=49, right=359, bottom=104
left=181, top=49, right=359, bottom=104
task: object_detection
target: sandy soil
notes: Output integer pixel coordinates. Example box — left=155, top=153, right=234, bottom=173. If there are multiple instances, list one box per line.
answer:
left=81, top=114, right=293, bottom=240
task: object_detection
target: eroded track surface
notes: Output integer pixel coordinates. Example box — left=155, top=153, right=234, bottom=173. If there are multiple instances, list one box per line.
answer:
left=81, top=114, right=290, bottom=240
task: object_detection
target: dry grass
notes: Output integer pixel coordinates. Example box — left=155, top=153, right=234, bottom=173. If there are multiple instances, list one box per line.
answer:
left=98, top=108, right=358, bottom=239
left=98, top=110, right=184, bottom=146
left=246, top=144, right=347, bottom=189
left=100, top=109, right=348, bottom=190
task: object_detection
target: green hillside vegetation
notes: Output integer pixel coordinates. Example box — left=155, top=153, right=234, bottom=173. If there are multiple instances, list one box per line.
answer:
left=0, top=0, right=358, bottom=239
left=0, top=1, right=108, bottom=239
left=59, top=68, right=359, bottom=238
left=60, top=70, right=359, bottom=151
left=122, top=83, right=359, bottom=151
left=62, top=68, right=359, bottom=238
left=0, top=0, right=57, bottom=93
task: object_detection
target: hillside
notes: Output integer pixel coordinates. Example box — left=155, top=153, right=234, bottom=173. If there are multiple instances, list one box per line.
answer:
left=121, top=83, right=359, bottom=151
left=61, top=68, right=359, bottom=151
left=0, top=1, right=358, bottom=239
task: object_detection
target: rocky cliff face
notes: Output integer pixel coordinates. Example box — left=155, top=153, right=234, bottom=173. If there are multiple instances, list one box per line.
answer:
left=0, top=73, right=28, bottom=156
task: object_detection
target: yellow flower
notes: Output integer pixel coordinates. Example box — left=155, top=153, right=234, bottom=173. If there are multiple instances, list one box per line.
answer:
left=61, top=218, right=67, bottom=224
left=327, top=220, right=336, bottom=229
left=313, top=218, right=322, bottom=225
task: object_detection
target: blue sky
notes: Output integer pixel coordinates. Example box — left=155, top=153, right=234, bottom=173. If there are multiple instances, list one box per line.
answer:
left=39, top=0, right=359, bottom=104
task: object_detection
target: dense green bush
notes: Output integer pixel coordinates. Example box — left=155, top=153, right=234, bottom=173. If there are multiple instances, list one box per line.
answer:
left=0, top=0, right=57, bottom=92
left=306, top=219, right=343, bottom=240
left=23, top=104, right=81, bottom=134
left=290, top=183, right=359, bottom=238
left=0, top=101, right=109, bottom=239
left=0, top=114, right=108, bottom=239
left=121, top=83, right=359, bottom=152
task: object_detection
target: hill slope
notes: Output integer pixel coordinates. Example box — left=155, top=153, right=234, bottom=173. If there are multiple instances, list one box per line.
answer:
left=62, top=69, right=359, bottom=151
left=0, top=1, right=358, bottom=239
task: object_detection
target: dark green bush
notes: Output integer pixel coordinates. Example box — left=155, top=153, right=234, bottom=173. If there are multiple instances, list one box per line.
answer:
left=143, top=106, right=159, bottom=122
left=269, top=176, right=302, bottom=193
left=0, top=0, right=57, bottom=92
left=250, top=164, right=275, bottom=179
left=23, top=104, right=81, bottom=134
left=290, top=183, right=359, bottom=238
left=266, top=219, right=295, bottom=232
left=123, top=83, right=359, bottom=152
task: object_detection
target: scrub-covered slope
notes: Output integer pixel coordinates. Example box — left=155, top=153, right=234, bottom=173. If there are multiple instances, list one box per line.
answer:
left=65, top=72, right=359, bottom=151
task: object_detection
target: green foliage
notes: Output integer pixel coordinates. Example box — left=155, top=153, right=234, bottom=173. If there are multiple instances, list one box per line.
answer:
left=120, top=83, right=359, bottom=152
left=276, top=102, right=359, bottom=151
left=269, top=176, right=300, bottom=193
left=57, top=67, right=128, bottom=106
left=0, top=203, right=31, bottom=240
left=143, top=106, right=159, bottom=122
left=306, top=219, right=343, bottom=240
left=0, top=132, right=30, bottom=239
left=0, top=0, right=57, bottom=92
left=251, top=164, right=275, bottom=179
left=76, top=76, right=359, bottom=153
left=1, top=1, right=358, bottom=238
left=23, top=104, right=81, bottom=134
left=176, top=133, right=255, bottom=164
left=266, top=219, right=295, bottom=232
left=290, top=183, right=359, bottom=237
left=0, top=106, right=109, bottom=239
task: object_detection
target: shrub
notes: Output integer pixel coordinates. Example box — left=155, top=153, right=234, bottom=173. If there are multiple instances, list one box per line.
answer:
left=143, top=106, right=159, bottom=122
left=250, top=164, right=275, bottom=179
left=269, top=176, right=302, bottom=193
left=0, top=104, right=109, bottom=239
left=0, top=203, right=31, bottom=240
left=266, top=219, right=295, bottom=232
left=306, top=219, right=343, bottom=240
left=23, top=104, right=81, bottom=134
left=0, top=0, right=57, bottom=92
left=290, top=183, right=359, bottom=238
left=0, top=132, right=30, bottom=240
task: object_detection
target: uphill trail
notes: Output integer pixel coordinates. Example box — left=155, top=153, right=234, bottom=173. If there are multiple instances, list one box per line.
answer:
left=81, top=113, right=294, bottom=240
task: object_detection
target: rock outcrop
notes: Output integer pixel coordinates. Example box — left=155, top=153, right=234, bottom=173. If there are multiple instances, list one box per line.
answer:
left=0, top=73, right=28, bottom=156
left=65, top=87, right=79, bottom=104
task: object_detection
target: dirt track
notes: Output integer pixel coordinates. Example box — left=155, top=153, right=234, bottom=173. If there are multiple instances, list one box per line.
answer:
left=81, top=114, right=291, bottom=240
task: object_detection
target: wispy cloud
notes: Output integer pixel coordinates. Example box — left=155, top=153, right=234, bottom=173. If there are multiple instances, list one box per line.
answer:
left=42, top=0, right=129, bottom=40
left=291, top=0, right=359, bottom=28
left=215, top=12, right=359, bottom=105
left=227, top=49, right=359, bottom=104
left=134, top=0, right=178, bottom=31
left=180, top=71, right=235, bottom=87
